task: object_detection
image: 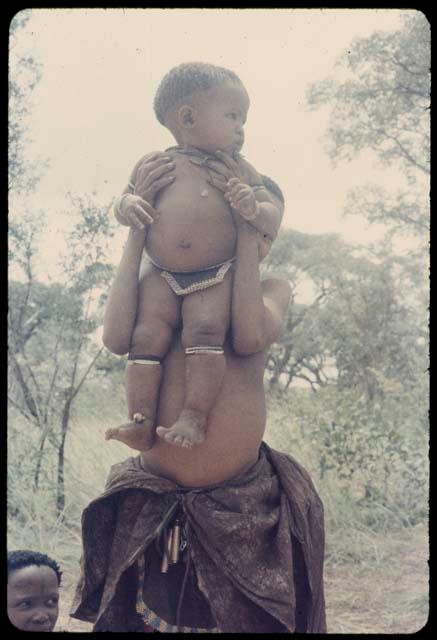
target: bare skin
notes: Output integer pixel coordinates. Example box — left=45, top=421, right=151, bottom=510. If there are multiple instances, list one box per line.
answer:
left=7, top=566, right=59, bottom=632
left=104, top=212, right=290, bottom=486
left=105, top=80, right=283, bottom=450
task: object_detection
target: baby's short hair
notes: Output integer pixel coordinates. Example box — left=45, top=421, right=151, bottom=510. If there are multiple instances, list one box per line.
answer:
left=7, top=550, right=62, bottom=586
left=154, top=62, right=242, bottom=125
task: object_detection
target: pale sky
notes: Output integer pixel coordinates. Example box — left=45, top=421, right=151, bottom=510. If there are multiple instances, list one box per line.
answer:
left=10, top=8, right=414, bottom=279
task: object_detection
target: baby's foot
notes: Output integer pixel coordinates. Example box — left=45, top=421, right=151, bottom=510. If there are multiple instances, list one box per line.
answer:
left=105, top=420, right=155, bottom=451
left=156, top=410, right=206, bottom=449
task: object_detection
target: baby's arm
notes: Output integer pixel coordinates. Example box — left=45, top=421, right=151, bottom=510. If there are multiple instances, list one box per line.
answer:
left=206, top=151, right=284, bottom=244
left=225, top=177, right=283, bottom=242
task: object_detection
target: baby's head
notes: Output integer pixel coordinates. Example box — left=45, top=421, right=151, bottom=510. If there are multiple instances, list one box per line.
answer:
left=154, top=62, right=249, bottom=154
left=7, top=550, right=62, bottom=632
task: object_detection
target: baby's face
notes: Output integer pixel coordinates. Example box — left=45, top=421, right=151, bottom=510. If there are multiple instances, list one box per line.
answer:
left=189, top=81, right=250, bottom=154
left=7, top=565, right=59, bottom=632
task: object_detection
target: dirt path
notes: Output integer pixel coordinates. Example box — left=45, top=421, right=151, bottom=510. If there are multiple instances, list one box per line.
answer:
left=324, top=523, right=428, bottom=633
left=57, top=523, right=428, bottom=633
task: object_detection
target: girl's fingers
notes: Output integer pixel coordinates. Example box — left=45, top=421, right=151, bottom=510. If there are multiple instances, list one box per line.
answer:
left=147, top=174, right=175, bottom=198
left=205, top=160, right=232, bottom=180
left=136, top=161, right=174, bottom=192
left=207, top=175, right=228, bottom=192
left=215, top=150, right=239, bottom=171
left=136, top=205, right=154, bottom=224
left=129, top=202, right=154, bottom=224
left=140, top=152, right=172, bottom=169
left=126, top=211, right=145, bottom=230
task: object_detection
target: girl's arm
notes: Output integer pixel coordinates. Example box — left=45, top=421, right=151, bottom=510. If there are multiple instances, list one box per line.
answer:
left=113, top=152, right=175, bottom=228
left=103, top=152, right=177, bottom=353
left=102, top=228, right=147, bottom=355
left=231, top=220, right=291, bottom=356
left=206, top=151, right=284, bottom=243
left=225, top=177, right=283, bottom=244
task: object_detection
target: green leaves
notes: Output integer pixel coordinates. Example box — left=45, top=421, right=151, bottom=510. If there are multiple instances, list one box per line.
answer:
left=9, top=9, right=47, bottom=195
left=307, top=14, right=430, bottom=177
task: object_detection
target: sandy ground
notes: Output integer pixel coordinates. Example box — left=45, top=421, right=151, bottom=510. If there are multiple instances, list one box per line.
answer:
left=57, top=522, right=428, bottom=633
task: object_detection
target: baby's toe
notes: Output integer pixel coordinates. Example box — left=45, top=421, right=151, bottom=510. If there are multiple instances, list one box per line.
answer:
left=156, top=426, right=167, bottom=439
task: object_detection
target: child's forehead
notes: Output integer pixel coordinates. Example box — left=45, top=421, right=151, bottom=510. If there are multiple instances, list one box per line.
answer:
left=8, top=564, right=59, bottom=589
left=195, top=81, right=250, bottom=110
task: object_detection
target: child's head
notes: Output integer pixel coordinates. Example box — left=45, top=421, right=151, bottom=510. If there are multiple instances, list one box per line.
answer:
left=7, top=550, right=62, bottom=632
left=154, top=62, right=249, bottom=154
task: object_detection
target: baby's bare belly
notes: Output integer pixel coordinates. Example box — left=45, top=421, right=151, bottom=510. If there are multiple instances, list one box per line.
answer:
left=140, top=344, right=267, bottom=487
left=145, top=159, right=236, bottom=272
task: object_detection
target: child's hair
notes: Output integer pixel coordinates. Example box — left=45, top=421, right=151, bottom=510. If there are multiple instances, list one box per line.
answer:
left=7, top=550, right=62, bottom=586
left=154, top=62, right=243, bottom=126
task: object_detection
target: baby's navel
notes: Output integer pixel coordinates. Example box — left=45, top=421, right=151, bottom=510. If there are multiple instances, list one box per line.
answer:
left=178, top=240, right=192, bottom=249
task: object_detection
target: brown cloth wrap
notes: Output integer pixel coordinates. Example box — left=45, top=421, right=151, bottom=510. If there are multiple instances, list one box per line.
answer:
left=70, top=442, right=326, bottom=633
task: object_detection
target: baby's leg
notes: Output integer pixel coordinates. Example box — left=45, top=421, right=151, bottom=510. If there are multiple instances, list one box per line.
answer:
left=105, top=266, right=180, bottom=450
left=156, top=271, right=232, bottom=449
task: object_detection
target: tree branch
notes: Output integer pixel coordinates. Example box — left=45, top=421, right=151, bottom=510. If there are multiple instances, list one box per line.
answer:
left=7, top=349, right=40, bottom=422
left=65, top=287, right=94, bottom=395
left=394, top=84, right=429, bottom=99
left=296, top=372, right=319, bottom=392
left=7, top=394, right=37, bottom=424
left=18, top=347, right=43, bottom=412
left=389, top=54, right=427, bottom=77
left=381, top=129, right=429, bottom=174
left=44, top=363, right=59, bottom=424
left=19, top=309, right=44, bottom=350
left=43, top=310, right=70, bottom=423
left=71, top=346, right=104, bottom=401
left=16, top=234, right=35, bottom=337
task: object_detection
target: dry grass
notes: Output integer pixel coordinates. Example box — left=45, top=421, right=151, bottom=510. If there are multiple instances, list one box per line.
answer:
left=325, top=523, right=428, bottom=633
left=9, top=385, right=429, bottom=633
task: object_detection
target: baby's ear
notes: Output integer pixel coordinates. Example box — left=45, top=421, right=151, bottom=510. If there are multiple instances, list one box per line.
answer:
left=178, top=105, right=195, bottom=128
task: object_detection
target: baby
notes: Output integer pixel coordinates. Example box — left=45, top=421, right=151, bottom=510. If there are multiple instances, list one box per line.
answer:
left=105, top=62, right=283, bottom=450
left=7, top=550, right=62, bottom=632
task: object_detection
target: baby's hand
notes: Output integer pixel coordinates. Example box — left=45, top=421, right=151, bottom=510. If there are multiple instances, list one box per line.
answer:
left=115, top=193, right=159, bottom=230
left=225, top=178, right=259, bottom=221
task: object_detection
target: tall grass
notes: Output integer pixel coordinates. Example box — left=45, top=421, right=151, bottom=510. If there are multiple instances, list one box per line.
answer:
left=8, top=376, right=129, bottom=582
left=7, top=377, right=429, bottom=632
left=265, top=386, right=429, bottom=565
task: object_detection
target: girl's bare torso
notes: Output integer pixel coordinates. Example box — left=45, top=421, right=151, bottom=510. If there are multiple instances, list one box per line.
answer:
left=145, top=152, right=237, bottom=272
left=140, top=335, right=267, bottom=487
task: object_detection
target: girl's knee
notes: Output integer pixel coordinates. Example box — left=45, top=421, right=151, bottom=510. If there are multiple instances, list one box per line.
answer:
left=182, top=315, right=228, bottom=348
left=130, top=320, right=173, bottom=357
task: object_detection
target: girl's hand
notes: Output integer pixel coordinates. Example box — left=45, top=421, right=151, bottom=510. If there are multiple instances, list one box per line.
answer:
left=115, top=152, right=176, bottom=229
left=204, top=149, right=244, bottom=191
left=134, top=152, right=175, bottom=204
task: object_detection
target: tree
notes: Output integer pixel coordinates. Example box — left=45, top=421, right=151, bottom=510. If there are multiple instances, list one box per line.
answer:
left=306, top=12, right=430, bottom=242
left=9, top=9, right=48, bottom=195
left=8, top=194, right=115, bottom=516
left=304, top=10, right=429, bottom=404
left=264, top=224, right=424, bottom=405
left=307, top=13, right=429, bottom=177
left=264, top=228, right=360, bottom=390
